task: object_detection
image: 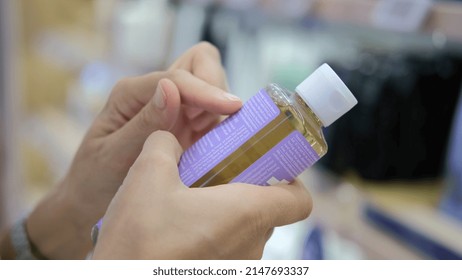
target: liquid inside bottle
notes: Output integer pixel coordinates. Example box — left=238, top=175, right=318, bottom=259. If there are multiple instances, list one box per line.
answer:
left=267, top=83, right=328, bottom=157
left=185, top=84, right=327, bottom=188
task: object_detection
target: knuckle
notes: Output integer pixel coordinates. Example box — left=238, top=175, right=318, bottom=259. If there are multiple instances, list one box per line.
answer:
left=144, top=130, right=174, bottom=148
left=112, top=77, right=132, bottom=95
left=169, top=68, right=188, bottom=80
left=152, top=149, right=174, bottom=166
left=143, top=131, right=181, bottom=160
left=157, top=130, right=177, bottom=144
left=195, top=41, right=220, bottom=59
left=104, top=78, right=132, bottom=114
left=139, top=144, right=171, bottom=169
left=108, top=77, right=134, bottom=104
left=136, top=107, right=156, bottom=131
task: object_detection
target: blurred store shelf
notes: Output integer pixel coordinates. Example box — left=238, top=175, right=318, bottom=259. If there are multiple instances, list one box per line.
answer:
left=21, top=109, right=85, bottom=205
left=289, top=169, right=462, bottom=259
left=312, top=0, right=462, bottom=43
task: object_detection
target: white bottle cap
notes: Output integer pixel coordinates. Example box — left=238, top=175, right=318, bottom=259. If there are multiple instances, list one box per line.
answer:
left=295, top=63, right=358, bottom=127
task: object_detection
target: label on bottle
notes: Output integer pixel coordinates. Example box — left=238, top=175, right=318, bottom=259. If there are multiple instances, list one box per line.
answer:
left=230, top=130, right=319, bottom=185
left=178, top=89, right=319, bottom=187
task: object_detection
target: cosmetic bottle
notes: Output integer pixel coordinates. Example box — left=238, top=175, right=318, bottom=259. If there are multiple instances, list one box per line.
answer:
left=179, top=63, right=358, bottom=187
left=91, top=64, right=357, bottom=244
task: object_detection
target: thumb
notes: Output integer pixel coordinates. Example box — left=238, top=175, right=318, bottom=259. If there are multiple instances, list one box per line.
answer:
left=127, top=130, right=184, bottom=190
left=257, top=180, right=313, bottom=228
left=110, top=78, right=181, bottom=154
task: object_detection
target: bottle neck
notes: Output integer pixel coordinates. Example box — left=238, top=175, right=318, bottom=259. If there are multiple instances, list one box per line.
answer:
left=294, top=93, right=324, bottom=128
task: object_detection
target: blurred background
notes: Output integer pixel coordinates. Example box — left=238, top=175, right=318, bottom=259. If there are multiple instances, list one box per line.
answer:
left=1, top=0, right=462, bottom=259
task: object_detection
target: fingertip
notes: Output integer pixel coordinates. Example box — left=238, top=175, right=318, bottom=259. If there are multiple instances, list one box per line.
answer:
left=159, top=78, right=181, bottom=130
left=223, top=92, right=242, bottom=102
left=143, top=130, right=183, bottom=163
left=158, top=78, right=176, bottom=93
left=158, top=78, right=180, bottom=106
left=223, top=93, right=243, bottom=112
left=285, top=180, right=313, bottom=220
left=168, top=70, right=242, bottom=115
left=130, top=130, right=184, bottom=189
left=218, top=92, right=243, bottom=114
left=260, top=181, right=313, bottom=228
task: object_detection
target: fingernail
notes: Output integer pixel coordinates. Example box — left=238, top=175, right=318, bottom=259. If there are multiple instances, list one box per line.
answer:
left=224, top=93, right=241, bottom=102
left=154, top=83, right=166, bottom=110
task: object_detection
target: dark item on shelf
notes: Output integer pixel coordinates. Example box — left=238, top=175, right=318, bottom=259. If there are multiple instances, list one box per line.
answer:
left=321, top=51, right=462, bottom=181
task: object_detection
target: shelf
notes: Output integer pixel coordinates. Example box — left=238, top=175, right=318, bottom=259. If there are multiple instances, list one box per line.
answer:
left=312, top=0, right=462, bottom=43
left=299, top=169, right=462, bottom=259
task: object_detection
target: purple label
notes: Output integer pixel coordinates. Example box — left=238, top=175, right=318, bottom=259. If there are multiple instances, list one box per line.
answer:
left=179, top=89, right=280, bottom=187
left=230, top=131, right=319, bottom=185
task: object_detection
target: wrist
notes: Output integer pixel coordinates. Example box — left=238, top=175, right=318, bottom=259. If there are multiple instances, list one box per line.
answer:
left=26, top=180, right=95, bottom=259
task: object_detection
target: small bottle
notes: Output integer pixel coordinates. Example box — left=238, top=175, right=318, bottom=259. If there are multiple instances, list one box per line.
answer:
left=91, top=64, right=357, bottom=244
left=179, top=63, right=357, bottom=188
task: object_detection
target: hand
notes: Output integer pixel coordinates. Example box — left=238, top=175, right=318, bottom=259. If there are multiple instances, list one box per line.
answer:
left=26, top=42, right=243, bottom=259
left=92, top=131, right=312, bottom=259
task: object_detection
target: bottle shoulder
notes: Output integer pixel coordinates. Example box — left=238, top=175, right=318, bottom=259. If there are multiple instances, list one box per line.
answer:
left=264, top=83, right=328, bottom=157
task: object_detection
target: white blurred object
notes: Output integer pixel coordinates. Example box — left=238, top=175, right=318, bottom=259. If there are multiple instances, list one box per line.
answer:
left=167, top=2, right=207, bottom=64
left=220, top=0, right=259, bottom=11
left=262, top=220, right=310, bottom=259
left=112, top=0, right=174, bottom=71
left=372, top=0, right=434, bottom=32
left=34, top=30, right=103, bottom=71
left=261, top=0, right=314, bottom=19
left=22, top=110, right=85, bottom=184
left=67, top=61, right=119, bottom=128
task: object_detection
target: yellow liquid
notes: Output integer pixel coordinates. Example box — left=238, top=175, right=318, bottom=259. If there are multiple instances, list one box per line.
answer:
left=190, top=84, right=327, bottom=188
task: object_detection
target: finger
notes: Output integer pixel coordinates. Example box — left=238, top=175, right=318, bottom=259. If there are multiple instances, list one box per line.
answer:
left=189, top=111, right=220, bottom=132
left=130, top=130, right=184, bottom=189
left=184, top=106, right=204, bottom=119
left=169, top=42, right=228, bottom=91
left=257, top=180, right=313, bottom=228
left=193, top=119, right=222, bottom=141
left=167, top=69, right=241, bottom=115
left=168, top=117, right=217, bottom=150
left=96, top=43, right=230, bottom=135
left=189, top=44, right=228, bottom=91
left=108, top=78, right=181, bottom=158
left=100, top=73, right=163, bottom=127
left=107, top=70, right=240, bottom=118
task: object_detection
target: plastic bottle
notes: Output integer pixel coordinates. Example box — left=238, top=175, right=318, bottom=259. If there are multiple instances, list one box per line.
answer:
left=178, top=63, right=358, bottom=187
left=91, top=63, right=357, bottom=243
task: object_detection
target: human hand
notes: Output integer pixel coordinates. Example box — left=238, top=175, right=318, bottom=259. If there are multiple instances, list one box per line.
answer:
left=26, top=43, right=242, bottom=259
left=92, top=131, right=312, bottom=259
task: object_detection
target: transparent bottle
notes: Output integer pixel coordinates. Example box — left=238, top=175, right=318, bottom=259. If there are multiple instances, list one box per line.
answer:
left=178, top=63, right=357, bottom=188
left=91, top=64, right=357, bottom=242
